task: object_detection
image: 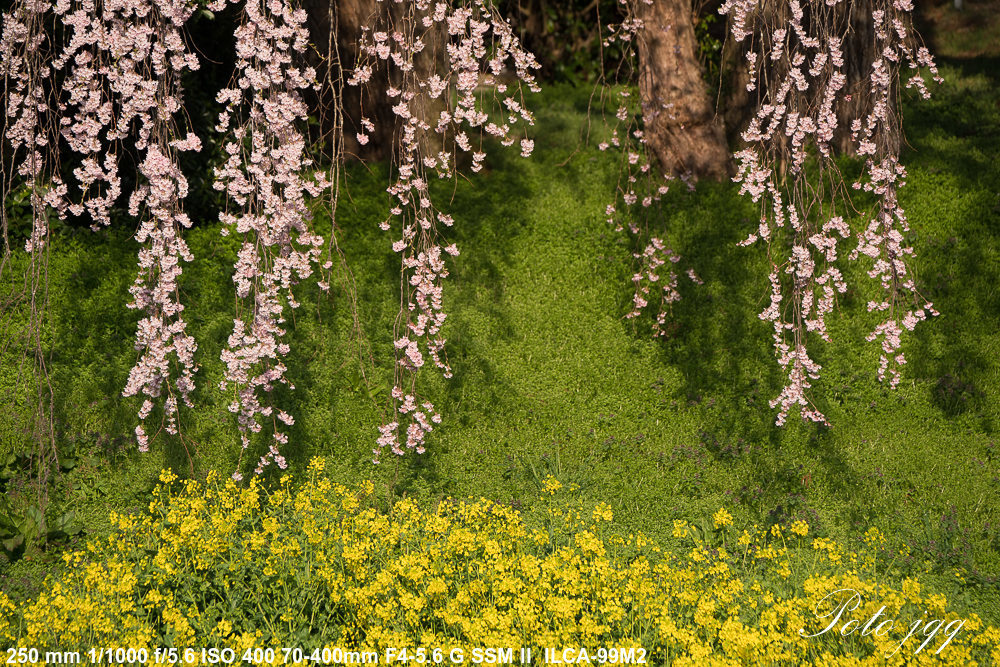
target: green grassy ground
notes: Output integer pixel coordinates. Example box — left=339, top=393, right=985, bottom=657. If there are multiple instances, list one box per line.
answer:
left=1, top=26, right=998, bottom=626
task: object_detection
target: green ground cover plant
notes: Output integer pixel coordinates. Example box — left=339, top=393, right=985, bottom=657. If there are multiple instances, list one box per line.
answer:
left=1, top=12, right=999, bottom=659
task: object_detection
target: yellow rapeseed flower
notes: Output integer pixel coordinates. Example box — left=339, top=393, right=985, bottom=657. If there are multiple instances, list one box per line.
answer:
left=593, top=502, right=614, bottom=522
left=863, top=526, right=886, bottom=547
left=542, top=475, right=562, bottom=494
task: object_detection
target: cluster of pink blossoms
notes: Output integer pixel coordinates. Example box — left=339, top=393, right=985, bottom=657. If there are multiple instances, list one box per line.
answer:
left=2, top=0, right=204, bottom=449
left=350, top=0, right=539, bottom=463
left=3, top=0, right=327, bottom=473
left=624, top=237, right=684, bottom=339
left=210, top=0, right=329, bottom=479
left=3, top=0, right=541, bottom=473
left=2, top=1, right=53, bottom=253
left=848, top=5, right=941, bottom=388
left=721, top=0, right=940, bottom=425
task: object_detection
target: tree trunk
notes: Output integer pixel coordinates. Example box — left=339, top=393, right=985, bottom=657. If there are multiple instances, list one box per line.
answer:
left=635, top=0, right=730, bottom=180
left=834, top=1, right=878, bottom=155
left=302, top=0, right=393, bottom=161
left=303, top=0, right=447, bottom=163
left=719, top=32, right=753, bottom=150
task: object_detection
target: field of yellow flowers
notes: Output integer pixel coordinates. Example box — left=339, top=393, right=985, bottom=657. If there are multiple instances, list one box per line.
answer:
left=2, top=458, right=998, bottom=665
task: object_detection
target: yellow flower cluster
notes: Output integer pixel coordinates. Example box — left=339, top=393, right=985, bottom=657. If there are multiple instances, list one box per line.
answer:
left=713, top=508, right=733, bottom=529
left=542, top=474, right=562, bottom=495
left=0, top=458, right=997, bottom=666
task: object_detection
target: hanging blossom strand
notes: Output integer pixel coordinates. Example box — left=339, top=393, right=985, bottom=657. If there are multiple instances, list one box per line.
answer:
left=210, top=0, right=328, bottom=479
left=118, top=2, right=204, bottom=452
left=2, top=0, right=52, bottom=255
left=349, top=0, right=539, bottom=463
left=720, top=0, right=940, bottom=426
left=597, top=0, right=705, bottom=339
left=1, top=0, right=61, bottom=476
left=848, top=2, right=940, bottom=389
left=3, top=0, right=204, bottom=451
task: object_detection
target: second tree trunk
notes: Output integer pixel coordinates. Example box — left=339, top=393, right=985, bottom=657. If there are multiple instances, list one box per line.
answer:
left=635, top=0, right=730, bottom=180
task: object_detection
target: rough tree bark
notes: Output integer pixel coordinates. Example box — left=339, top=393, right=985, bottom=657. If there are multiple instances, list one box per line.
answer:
left=719, top=28, right=753, bottom=149
left=302, top=0, right=391, bottom=161
left=303, top=0, right=447, bottom=163
left=835, top=1, right=881, bottom=155
left=635, top=0, right=730, bottom=180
